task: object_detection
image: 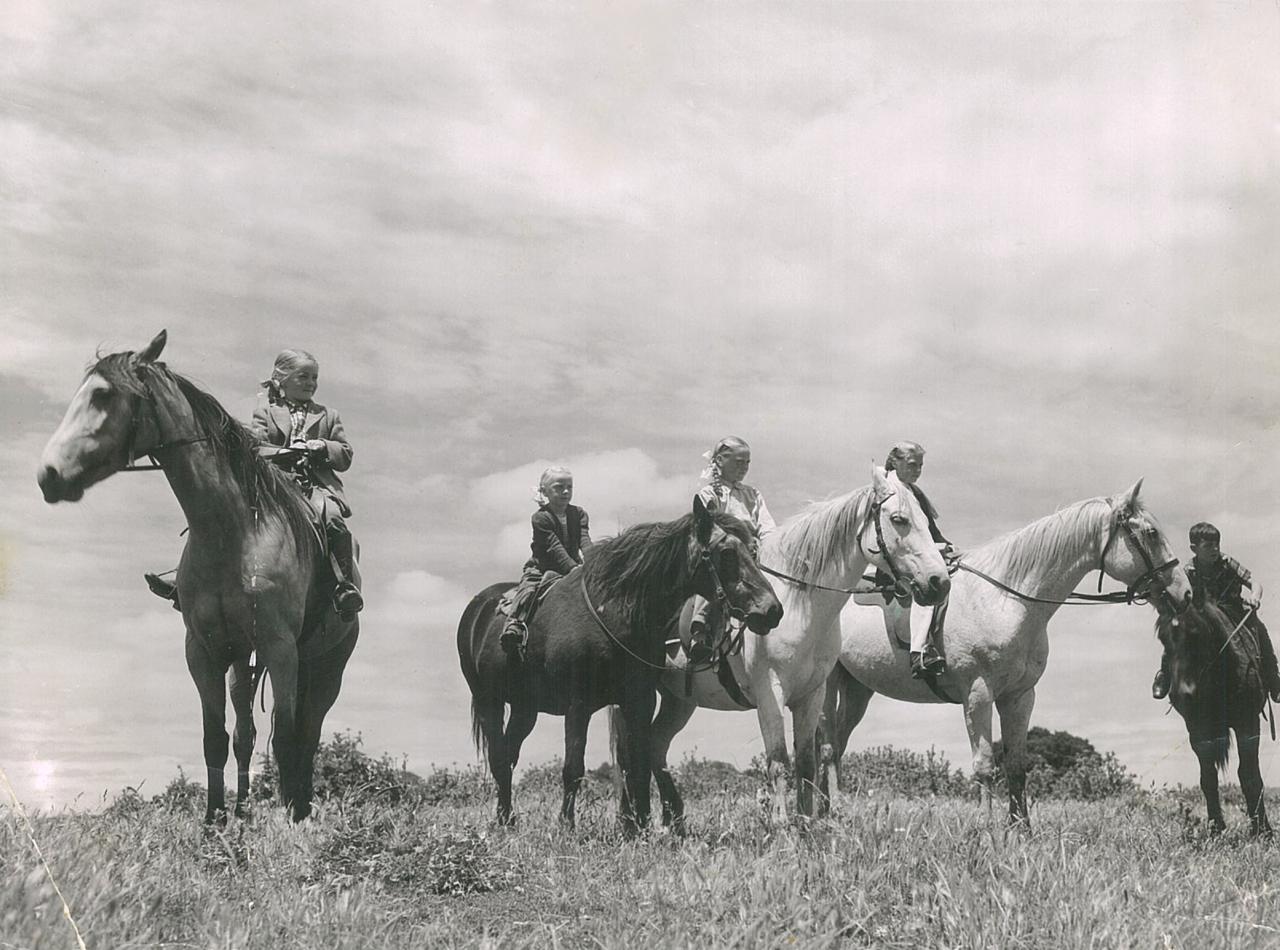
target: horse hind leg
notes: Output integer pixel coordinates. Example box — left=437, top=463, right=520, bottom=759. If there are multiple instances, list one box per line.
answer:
left=821, top=663, right=874, bottom=797
left=229, top=657, right=259, bottom=819
left=650, top=693, right=697, bottom=834
left=501, top=702, right=539, bottom=825
left=560, top=703, right=592, bottom=829
left=292, top=631, right=357, bottom=821
left=472, top=698, right=515, bottom=824
left=185, top=636, right=230, bottom=824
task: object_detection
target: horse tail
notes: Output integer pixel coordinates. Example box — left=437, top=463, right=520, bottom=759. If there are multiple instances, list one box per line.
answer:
left=471, top=699, right=489, bottom=759
left=608, top=705, right=629, bottom=788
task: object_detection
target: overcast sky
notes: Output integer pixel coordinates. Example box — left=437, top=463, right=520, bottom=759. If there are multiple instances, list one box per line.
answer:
left=2, top=2, right=1278, bottom=810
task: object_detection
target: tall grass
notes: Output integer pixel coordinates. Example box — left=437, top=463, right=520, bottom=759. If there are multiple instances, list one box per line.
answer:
left=3, top=744, right=1278, bottom=949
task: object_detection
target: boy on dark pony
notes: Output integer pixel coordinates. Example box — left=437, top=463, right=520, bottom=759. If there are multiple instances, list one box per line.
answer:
left=1154, top=521, right=1279, bottom=702
left=499, top=466, right=593, bottom=656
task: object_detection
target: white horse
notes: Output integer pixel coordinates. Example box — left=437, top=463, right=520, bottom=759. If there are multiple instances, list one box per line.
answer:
left=823, top=480, right=1192, bottom=825
left=616, top=467, right=952, bottom=825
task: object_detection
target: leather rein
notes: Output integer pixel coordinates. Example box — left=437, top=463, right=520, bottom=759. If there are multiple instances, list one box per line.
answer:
left=580, top=543, right=745, bottom=673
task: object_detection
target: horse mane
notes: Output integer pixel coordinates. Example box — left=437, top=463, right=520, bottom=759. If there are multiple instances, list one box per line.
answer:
left=91, top=353, right=315, bottom=544
left=765, top=486, right=873, bottom=582
left=583, top=509, right=753, bottom=635
left=961, top=496, right=1117, bottom=590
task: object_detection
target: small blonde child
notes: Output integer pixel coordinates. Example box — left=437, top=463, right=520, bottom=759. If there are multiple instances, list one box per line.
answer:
left=500, top=466, right=593, bottom=655
left=250, top=349, right=363, bottom=620
left=144, top=348, right=362, bottom=620
left=687, top=436, right=775, bottom=661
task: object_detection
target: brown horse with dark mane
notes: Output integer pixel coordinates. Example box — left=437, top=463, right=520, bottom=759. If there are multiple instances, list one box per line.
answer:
left=457, top=499, right=783, bottom=832
left=38, top=331, right=358, bottom=823
left=1157, top=587, right=1273, bottom=837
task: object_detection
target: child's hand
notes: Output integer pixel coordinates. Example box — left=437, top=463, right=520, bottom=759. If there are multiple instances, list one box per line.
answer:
left=305, top=439, right=328, bottom=458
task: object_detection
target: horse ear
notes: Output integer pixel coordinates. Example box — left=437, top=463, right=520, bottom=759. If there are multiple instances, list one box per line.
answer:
left=1124, top=478, right=1144, bottom=509
left=693, top=494, right=713, bottom=543
left=872, top=465, right=892, bottom=500
left=137, top=330, right=167, bottom=363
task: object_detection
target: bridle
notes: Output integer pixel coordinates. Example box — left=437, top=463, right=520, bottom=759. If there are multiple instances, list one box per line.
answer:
left=118, top=373, right=210, bottom=473
left=580, top=527, right=748, bottom=672
left=1097, top=504, right=1184, bottom=613
left=860, top=490, right=911, bottom=599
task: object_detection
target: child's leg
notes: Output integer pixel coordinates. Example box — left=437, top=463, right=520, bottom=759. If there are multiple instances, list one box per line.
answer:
left=688, top=595, right=715, bottom=660
left=1152, top=642, right=1172, bottom=699
left=1249, top=615, right=1280, bottom=697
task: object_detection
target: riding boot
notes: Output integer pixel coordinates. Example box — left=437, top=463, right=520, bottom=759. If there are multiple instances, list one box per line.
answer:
left=500, top=616, right=527, bottom=658
left=910, top=646, right=946, bottom=680
left=327, top=527, right=364, bottom=621
left=1152, top=649, right=1172, bottom=700
left=144, top=572, right=182, bottom=612
left=688, top=620, right=714, bottom=664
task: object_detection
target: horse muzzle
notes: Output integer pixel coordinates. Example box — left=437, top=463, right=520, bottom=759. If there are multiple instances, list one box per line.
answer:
left=38, top=464, right=85, bottom=503
left=745, top=600, right=784, bottom=636
left=910, top=573, right=951, bottom=607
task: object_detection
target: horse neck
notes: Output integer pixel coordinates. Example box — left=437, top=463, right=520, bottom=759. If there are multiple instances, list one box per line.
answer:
left=762, top=493, right=871, bottom=627
left=969, top=500, right=1111, bottom=608
left=148, top=381, right=251, bottom=539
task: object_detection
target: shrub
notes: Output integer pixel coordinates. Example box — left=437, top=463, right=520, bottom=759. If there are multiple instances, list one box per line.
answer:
left=836, top=746, right=971, bottom=798
left=994, top=726, right=1137, bottom=801
left=253, top=731, right=425, bottom=807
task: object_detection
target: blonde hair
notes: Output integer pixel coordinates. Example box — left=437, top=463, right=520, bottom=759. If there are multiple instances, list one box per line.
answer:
left=262, top=349, right=318, bottom=401
left=533, top=466, right=573, bottom=506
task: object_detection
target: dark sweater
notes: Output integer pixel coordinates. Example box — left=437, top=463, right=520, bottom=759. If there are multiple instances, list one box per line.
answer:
left=530, top=505, right=592, bottom=574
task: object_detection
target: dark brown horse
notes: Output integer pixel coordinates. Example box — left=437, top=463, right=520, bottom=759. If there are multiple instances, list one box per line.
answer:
left=1157, top=589, right=1272, bottom=837
left=457, top=499, right=783, bottom=831
left=38, top=331, right=358, bottom=822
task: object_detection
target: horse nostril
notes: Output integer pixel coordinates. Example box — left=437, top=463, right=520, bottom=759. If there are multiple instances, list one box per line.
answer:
left=38, top=465, right=62, bottom=502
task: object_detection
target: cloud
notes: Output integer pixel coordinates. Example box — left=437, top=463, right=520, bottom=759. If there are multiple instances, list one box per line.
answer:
left=469, top=447, right=696, bottom=564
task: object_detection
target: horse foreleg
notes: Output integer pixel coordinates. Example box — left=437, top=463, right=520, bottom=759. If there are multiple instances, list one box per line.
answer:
left=755, top=672, right=791, bottom=824
left=1192, top=741, right=1227, bottom=834
left=618, top=688, right=657, bottom=837
left=995, top=688, right=1036, bottom=828
left=792, top=687, right=826, bottom=819
left=962, top=681, right=996, bottom=818
left=560, top=703, right=591, bottom=829
left=260, top=643, right=302, bottom=821
left=651, top=692, right=697, bottom=834
left=228, top=657, right=258, bottom=819
left=1236, top=725, right=1271, bottom=837
left=292, top=631, right=357, bottom=822
left=185, top=635, right=230, bottom=824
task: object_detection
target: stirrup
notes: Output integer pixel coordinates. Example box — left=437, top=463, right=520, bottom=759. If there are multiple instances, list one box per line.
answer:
left=334, top=585, right=363, bottom=621
left=687, top=621, right=714, bottom=664
left=910, top=650, right=946, bottom=680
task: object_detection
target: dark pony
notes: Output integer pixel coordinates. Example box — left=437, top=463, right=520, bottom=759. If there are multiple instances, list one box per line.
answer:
left=39, top=331, right=358, bottom=823
left=457, top=500, right=783, bottom=832
left=1157, top=590, right=1272, bottom=836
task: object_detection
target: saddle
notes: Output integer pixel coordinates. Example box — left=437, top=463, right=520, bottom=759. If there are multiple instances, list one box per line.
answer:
left=669, top=599, right=754, bottom=708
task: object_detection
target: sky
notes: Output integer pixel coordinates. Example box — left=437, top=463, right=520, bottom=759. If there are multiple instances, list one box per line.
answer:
left=2, top=2, right=1277, bottom=811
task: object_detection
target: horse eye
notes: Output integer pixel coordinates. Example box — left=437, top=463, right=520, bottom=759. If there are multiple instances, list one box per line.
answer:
left=88, top=388, right=112, bottom=407
left=890, top=513, right=910, bottom=527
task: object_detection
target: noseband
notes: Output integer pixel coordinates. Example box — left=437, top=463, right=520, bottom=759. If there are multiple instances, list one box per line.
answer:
left=1098, top=506, right=1182, bottom=612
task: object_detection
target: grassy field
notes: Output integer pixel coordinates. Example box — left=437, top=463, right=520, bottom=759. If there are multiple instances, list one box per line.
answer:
left=4, top=749, right=1280, bottom=949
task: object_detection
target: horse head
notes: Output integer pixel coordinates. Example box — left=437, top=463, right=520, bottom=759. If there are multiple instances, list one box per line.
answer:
left=859, top=467, right=951, bottom=607
left=692, top=495, right=784, bottom=635
left=1157, top=587, right=1245, bottom=732
left=1098, top=479, right=1193, bottom=614
left=38, top=330, right=175, bottom=503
